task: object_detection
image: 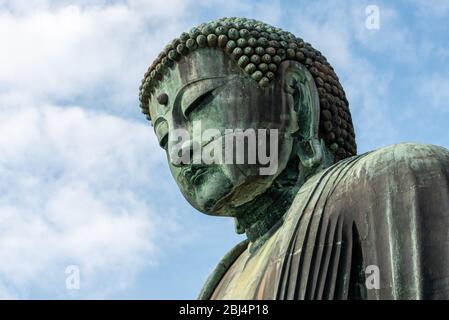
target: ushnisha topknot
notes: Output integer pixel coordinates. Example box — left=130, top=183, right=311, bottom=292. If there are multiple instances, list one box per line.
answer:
left=139, top=17, right=356, bottom=160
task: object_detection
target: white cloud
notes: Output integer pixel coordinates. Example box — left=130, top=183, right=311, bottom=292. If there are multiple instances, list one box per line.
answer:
left=0, top=0, right=197, bottom=111
left=0, top=96, right=178, bottom=298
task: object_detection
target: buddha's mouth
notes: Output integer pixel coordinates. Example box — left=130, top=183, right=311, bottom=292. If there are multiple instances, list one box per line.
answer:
left=182, top=165, right=210, bottom=185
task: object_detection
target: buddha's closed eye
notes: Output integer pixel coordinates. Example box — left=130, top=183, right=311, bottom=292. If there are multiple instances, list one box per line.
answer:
left=183, top=89, right=216, bottom=118
left=181, top=78, right=227, bottom=119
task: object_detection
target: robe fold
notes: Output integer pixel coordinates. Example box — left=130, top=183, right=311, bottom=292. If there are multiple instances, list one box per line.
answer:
left=198, top=143, right=449, bottom=300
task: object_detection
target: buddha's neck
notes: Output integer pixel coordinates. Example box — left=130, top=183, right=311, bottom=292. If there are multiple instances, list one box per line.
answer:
left=232, top=146, right=335, bottom=251
left=235, top=186, right=297, bottom=251
left=233, top=156, right=304, bottom=252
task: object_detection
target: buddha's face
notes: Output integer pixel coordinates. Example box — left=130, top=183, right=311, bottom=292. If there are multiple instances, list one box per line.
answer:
left=148, top=48, right=297, bottom=216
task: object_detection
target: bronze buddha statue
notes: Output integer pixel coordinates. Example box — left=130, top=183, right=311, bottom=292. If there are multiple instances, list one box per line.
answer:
left=139, top=17, right=449, bottom=299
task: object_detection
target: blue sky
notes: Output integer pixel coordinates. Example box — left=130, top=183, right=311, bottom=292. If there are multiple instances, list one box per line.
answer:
left=0, top=0, right=448, bottom=299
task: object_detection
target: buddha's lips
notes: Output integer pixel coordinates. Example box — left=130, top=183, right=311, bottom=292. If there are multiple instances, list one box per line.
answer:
left=181, top=165, right=209, bottom=185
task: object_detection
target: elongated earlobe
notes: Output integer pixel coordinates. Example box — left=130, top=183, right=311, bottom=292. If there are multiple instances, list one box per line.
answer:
left=298, top=138, right=323, bottom=168
left=279, top=60, right=324, bottom=168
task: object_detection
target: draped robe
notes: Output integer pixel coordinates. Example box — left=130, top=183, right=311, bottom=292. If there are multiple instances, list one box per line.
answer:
left=198, top=143, right=449, bottom=300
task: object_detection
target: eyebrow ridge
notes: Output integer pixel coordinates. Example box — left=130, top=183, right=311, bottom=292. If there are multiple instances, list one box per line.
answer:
left=173, top=76, right=229, bottom=107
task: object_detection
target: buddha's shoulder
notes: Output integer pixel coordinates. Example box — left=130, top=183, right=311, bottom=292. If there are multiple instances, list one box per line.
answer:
left=304, top=143, right=449, bottom=196
left=345, top=142, right=449, bottom=177
left=297, top=143, right=449, bottom=200
left=286, top=143, right=449, bottom=229
left=358, top=142, right=448, bottom=164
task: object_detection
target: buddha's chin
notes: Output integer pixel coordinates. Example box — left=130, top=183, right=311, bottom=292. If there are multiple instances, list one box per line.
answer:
left=189, top=167, right=234, bottom=214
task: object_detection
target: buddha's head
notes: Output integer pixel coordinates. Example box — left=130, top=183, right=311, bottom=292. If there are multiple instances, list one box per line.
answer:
left=139, top=17, right=356, bottom=217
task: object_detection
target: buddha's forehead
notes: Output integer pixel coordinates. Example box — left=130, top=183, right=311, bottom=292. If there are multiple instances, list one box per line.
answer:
left=148, top=48, right=242, bottom=120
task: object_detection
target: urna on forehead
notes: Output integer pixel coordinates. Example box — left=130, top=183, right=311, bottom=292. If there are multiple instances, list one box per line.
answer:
left=139, top=17, right=357, bottom=161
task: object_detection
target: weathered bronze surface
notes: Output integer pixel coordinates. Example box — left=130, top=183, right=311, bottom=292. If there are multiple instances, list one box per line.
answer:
left=140, top=17, right=449, bottom=299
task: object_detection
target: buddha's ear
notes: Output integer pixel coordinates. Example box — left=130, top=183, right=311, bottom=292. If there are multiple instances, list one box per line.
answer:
left=278, top=60, right=324, bottom=168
